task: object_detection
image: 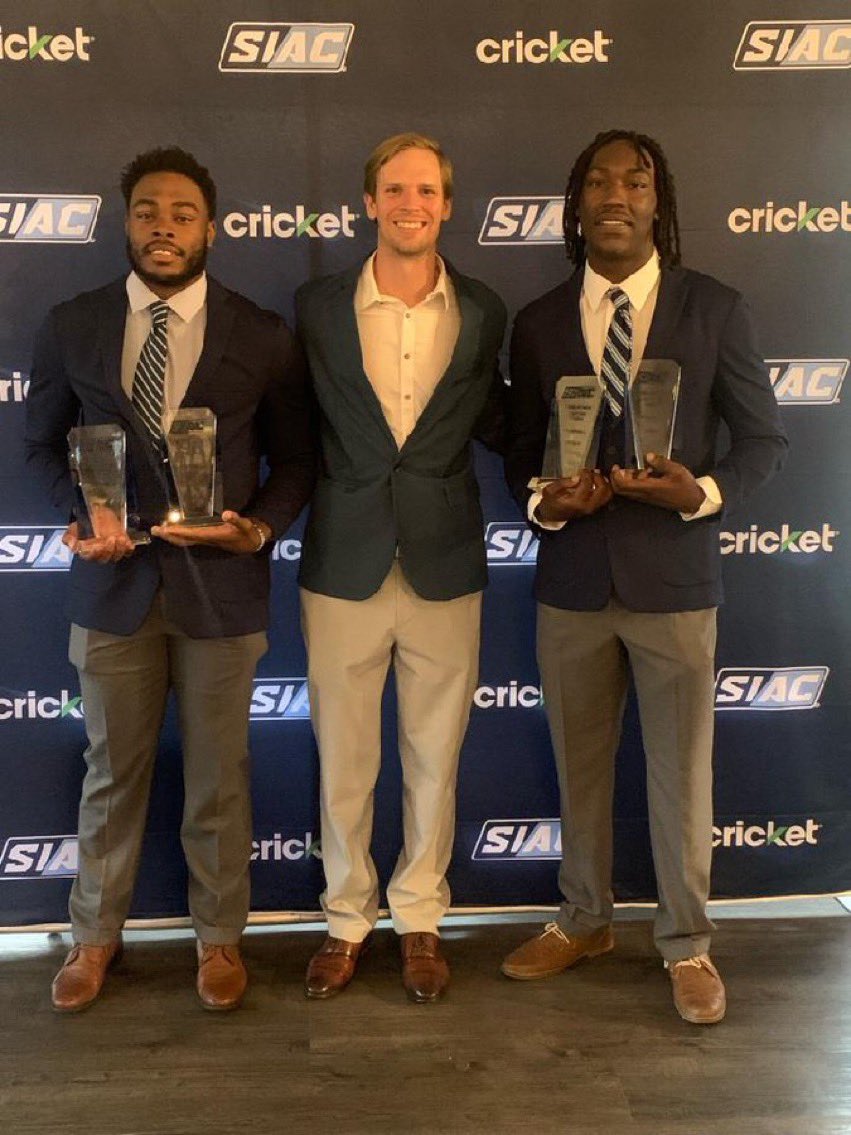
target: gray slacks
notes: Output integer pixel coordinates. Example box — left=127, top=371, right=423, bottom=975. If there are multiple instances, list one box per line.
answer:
left=68, top=593, right=266, bottom=945
left=537, top=598, right=716, bottom=961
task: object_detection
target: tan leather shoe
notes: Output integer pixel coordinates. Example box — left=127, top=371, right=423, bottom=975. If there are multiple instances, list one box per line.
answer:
left=400, top=932, right=449, bottom=1003
left=305, top=935, right=370, bottom=999
left=51, top=937, right=123, bottom=1013
left=501, top=922, right=614, bottom=980
left=196, top=943, right=247, bottom=1011
left=667, top=954, right=726, bottom=1024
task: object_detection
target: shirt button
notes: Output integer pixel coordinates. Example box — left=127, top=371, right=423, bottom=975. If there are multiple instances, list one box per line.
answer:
left=405, top=313, right=411, bottom=319
left=404, top=353, right=411, bottom=360
left=404, top=394, right=412, bottom=400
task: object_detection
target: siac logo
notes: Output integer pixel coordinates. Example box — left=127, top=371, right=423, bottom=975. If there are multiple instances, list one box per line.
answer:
left=0, top=195, right=100, bottom=243
left=475, top=29, right=612, bottom=65
left=485, top=522, right=539, bottom=565
left=768, top=359, right=846, bottom=405
left=734, top=21, right=851, bottom=70
left=0, top=835, right=78, bottom=879
left=728, top=200, right=851, bottom=235
left=713, top=818, right=821, bottom=848
left=0, top=369, right=29, bottom=403
left=250, top=678, right=311, bottom=722
left=219, top=22, right=354, bottom=73
left=271, top=537, right=302, bottom=562
left=251, top=831, right=321, bottom=863
left=478, top=196, right=564, bottom=245
left=0, top=26, right=93, bottom=62
left=223, top=204, right=358, bottom=240
left=473, top=819, right=561, bottom=861
left=0, top=527, right=71, bottom=571
left=719, top=522, right=838, bottom=556
left=715, top=667, right=829, bottom=711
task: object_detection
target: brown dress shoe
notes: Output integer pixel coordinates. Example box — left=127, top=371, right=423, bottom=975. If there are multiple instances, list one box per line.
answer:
left=305, top=935, right=370, bottom=999
left=667, top=954, right=726, bottom=1024
left=501, top=922, right=614, bottom=980
left=196, top=943, right=247, bottom=1011
left=51, top=937, right=123, bottom=1013
left=400, top=932, right=449, bottom=1003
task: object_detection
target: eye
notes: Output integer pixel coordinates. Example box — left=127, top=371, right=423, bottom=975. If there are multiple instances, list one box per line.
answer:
left=175, top=214, right=194, bottom=224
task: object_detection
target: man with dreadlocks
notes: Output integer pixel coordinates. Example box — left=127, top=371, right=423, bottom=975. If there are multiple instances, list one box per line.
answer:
left=500, top=131, right=786, bottom=1023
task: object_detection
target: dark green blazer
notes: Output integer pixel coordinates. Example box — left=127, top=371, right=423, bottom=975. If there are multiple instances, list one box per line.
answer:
left=295, top=260, right=506, bottom=600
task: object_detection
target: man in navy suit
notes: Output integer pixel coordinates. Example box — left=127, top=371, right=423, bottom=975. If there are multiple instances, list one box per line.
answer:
left=296, top=133, right=505, bottom=1002
left=25, top=147, right=315, bottom=1013
left=501, top=130, right=787, bottom=1023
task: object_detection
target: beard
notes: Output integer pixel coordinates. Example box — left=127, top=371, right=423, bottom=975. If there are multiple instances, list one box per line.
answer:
left=126, top=238, right=209, bottom=291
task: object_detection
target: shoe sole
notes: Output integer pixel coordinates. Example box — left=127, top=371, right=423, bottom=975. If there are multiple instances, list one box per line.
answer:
left=501, top=938, right=614, bottom=981
left=673, top=1001, right=726, bottom=1025
left=199, top=995, right=244, bottom=1012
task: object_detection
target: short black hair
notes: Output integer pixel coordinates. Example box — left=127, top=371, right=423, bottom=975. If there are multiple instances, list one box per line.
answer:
left=562, top=129, right=681, bottom=268
left=120, top=146, right=217, bottom=219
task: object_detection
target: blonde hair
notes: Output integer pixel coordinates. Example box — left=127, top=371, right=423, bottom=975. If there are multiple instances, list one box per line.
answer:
left=363, top=133, right=453, bottom=200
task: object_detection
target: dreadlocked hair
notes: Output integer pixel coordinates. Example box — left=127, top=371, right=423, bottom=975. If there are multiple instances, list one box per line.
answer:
left=562, top=129, right=681, bottom=268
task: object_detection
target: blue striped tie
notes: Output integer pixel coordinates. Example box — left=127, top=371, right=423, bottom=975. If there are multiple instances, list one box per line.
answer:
left=131, top=300, right=169, bottom=441
left=600, top=287, right=632, bottom=419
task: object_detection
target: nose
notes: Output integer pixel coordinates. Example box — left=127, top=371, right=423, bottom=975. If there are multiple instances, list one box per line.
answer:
left=150, top=218, right=175, bottom=237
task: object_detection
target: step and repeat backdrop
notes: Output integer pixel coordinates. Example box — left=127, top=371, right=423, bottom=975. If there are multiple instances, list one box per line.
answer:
left=0, top=2, right=848, bottom=927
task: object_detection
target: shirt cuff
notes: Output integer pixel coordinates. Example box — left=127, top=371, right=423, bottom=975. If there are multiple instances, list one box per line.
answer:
left=528, top=490, right=567, bottom=531
left=680, top=476, right=722, bottom=521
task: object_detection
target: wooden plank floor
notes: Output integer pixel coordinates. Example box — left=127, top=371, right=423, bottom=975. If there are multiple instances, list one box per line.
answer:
left=1, top=917, right=849, bottom=1135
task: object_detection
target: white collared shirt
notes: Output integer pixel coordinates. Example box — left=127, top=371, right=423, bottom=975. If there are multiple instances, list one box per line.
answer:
left=354, top=253, right=461, bottom=449
left=121, top=271, right=207, bottom=432
left=530, top=250, right=721, bottom=526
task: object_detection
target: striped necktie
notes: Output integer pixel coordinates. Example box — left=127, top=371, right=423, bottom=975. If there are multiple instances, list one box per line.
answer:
left=131, top=300, right=169, bottom=441
left=600, top=287, right=632, bottom=419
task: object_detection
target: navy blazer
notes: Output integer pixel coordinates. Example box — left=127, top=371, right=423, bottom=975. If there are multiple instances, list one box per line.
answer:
left=506, top=265, right=788, bottom=612
left=25, top=276, right=316, bottom=638
left=296, top=260, right=506, bottom=601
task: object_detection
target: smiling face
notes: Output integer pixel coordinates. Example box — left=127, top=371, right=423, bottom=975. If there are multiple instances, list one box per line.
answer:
left=363, top=146, right=451, bottom=260
left=125, top=171, right=215, bottom=297
left=577, top=138, right=657, bottom=282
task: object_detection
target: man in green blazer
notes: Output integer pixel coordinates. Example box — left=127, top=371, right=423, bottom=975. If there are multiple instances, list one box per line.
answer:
left=296, top=133, right=505, bottom=1002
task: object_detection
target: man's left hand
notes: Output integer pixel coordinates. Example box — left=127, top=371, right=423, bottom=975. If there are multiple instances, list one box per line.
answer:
left=151, top=510, right=270, bottom=554
left=610, top=453, right=706, bottom=513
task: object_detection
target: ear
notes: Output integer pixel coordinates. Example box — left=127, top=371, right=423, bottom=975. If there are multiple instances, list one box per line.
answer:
left=206, top=220, right=216, bottom=248
left=442, top=197, right=452, bottom=222
left=363, top=192, right=377, bottom=221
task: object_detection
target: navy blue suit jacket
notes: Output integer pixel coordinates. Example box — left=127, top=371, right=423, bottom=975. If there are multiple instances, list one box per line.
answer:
left=506, top=265, right=788, bottom=612
left=25, top=276, right=316, bottom=637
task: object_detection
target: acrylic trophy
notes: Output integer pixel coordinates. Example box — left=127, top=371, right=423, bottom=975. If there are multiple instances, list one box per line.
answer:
left=67, top=424, right=150, bottom=545
left=629, top=360, right=681, bottom=469
left=529, top=375, right=603, bottom=492
left=163, top=408, right=221, bottom=526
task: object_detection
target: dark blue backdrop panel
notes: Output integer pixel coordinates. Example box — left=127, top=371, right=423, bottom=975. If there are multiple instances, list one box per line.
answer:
left=0, top=1, right=848, bottom=925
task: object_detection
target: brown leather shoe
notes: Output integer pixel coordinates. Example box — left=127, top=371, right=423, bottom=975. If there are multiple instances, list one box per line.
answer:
left=305, top=935, right=370, bottom=999
left=400, top=932, right=449, bottom=1003
left=196, top=942, right=247, bottom=1011
left=501, top=922, right=614, bottom=980
left=667, top=954, right=726, bottom=1024
left=51, top=937, right=123, bottom=1013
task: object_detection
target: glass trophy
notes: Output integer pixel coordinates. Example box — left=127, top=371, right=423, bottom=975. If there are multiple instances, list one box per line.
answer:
left=629, top=360, right=681, bottom=469
left=67, top=424, right=150, bottom=545
left=163, top=408, right=221, bottom=526
left=529, top=376, right=603, bottom=492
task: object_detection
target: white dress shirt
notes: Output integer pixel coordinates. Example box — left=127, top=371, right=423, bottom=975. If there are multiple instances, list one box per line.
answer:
left=121, top=271, right=207, bottom=433
left=354, top=253, right=461, bottom=449
left=530, top=251, right=721, bottom=527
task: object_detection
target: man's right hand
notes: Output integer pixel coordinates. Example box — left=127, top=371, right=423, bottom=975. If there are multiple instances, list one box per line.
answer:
left=63, top=521, right=135, bottom=563
left=536, top=469, right=613, bottom=523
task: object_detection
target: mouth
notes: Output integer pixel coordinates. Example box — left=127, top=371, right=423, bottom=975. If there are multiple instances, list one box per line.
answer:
left=145, top=244, right=183, bottom=262
left=393, top=219, right=428, bottom=231
left=595, top=214, right=632, bottom=230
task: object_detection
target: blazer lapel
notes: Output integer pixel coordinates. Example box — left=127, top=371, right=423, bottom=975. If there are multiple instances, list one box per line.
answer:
left=643, top=266, right=688, bottom=361
left=96, top=280, right=135, bottom=420
left=181, top=276, right=235, bottom=408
